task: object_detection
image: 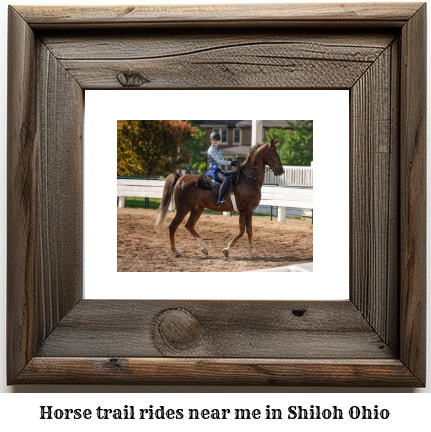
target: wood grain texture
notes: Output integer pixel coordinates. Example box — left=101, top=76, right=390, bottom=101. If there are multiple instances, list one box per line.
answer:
left=36, top=300, right=393, bottom=359
left=7, top=6, right=38, bottom=381
left=16, top=358, right=422, bottom=386
left=48, top=31, right=394, bottom=89
left=7, top=6, right=83, bottom=383
left=7, top=3, right=427, bottom=386
left=15, top=3, right=423, bottom=29
left=350, top=44, right=399, bottom=348
left=399, top=3, right=427, bottom=385
left=41, top=31, right=395, bottom=60
left=35, top=40, right=84, bottom=335
left=40, top=30, right=395, bottom=89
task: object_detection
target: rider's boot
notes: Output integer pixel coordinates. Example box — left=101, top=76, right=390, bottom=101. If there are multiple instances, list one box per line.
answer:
left=216, top=180, right=228, bottom=206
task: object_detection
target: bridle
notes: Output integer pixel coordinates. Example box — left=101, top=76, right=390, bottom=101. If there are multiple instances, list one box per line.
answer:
left=266, top=146, right=281, bottom=174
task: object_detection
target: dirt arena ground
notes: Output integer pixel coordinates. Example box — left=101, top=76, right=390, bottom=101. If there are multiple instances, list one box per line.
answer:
left=118, top=208, right=313, bottom=272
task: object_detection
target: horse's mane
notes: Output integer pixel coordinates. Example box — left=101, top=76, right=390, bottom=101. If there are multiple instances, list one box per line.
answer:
left=241, top=143, right=264, bottom=167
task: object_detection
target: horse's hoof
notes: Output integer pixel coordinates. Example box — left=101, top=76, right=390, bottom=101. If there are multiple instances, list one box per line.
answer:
left=201, top=248, right=208, bottom=255
left=223, top=248, right=229, bottom=257
left=251, top=249, right=258, bottom=258
left=174, top=251, right=183, bottom=258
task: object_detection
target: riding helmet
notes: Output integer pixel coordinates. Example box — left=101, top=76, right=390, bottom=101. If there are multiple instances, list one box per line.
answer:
left=210, top=132, right=221, bottom=141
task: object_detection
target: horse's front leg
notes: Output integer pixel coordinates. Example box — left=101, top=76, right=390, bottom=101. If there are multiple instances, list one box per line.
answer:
left=223, top=212, right=245, bottom=257
left=245, top=211, right=258, bottom=257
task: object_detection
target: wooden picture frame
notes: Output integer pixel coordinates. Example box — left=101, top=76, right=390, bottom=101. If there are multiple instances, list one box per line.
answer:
left=7, top=3, right=426, bottom=386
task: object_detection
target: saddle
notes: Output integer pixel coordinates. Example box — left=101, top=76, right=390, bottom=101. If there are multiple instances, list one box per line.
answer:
left=197, top=168, right=240, bottom=193
left=196, top=174, right=233, bottom=196
left=196, top=170, right=240, bottom=211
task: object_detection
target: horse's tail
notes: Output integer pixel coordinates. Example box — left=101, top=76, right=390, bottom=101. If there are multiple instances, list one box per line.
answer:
left=154, top=172, right=180, bottom=232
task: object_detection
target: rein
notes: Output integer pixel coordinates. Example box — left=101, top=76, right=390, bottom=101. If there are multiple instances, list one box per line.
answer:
left=239, top=166, right=260, bottom=181
left=240, top=165, right=277, bottom=179
left=238, top=166, right=267, bottom=190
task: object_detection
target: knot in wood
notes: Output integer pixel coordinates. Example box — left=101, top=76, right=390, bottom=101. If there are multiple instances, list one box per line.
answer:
left=108, top=358, right=123, bottom=369
left=292, top=308, right=306, bottom=317
left=155, top=308, right=203, bottom=351
left=116, top=71, right=150, bottom=87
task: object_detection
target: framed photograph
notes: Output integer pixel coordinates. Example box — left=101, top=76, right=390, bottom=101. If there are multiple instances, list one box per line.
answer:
left=87, top=90, right=347, bottom=299
left=7, top=3, right=426, bottom=386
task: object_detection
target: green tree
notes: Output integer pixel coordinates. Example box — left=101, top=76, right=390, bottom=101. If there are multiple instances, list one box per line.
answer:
left=117, top=120, right=140, bottom=175
left=117, top=120, right=196, bottom=177
left=265, top=120, right=313, bottom=166
left=181, top=126, right=208, bottom=174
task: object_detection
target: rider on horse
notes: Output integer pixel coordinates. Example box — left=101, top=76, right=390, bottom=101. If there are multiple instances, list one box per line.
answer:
left=207, top=132, right=239, bottom=206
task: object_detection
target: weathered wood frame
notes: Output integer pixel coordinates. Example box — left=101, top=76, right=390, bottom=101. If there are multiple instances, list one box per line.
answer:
left=7, top=3, right=426, bottom=386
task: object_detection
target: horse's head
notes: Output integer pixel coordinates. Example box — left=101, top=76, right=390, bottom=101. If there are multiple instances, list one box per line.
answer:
left=264, top=139, right=284, bottom=176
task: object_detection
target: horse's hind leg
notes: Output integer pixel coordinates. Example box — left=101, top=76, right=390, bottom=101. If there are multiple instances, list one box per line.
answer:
left=185, top=205, right=208, bottom=255
left=223, top=212, right=245, bottom=257
left=169, top=205, right=190, bottom=258
left=245, top=211, right=258, bottom=257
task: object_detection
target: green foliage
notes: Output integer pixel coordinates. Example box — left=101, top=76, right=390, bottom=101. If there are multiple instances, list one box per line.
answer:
left=117, top=120, right=196, bottom=177
left=181, top=127, right=208, bottom=174
left=265, top=120, right=313, bottom=166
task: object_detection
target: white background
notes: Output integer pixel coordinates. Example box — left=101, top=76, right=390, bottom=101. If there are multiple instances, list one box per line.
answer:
left=85, top=90, right=349, bottom=300
left=0, top=0, right=430, bottom=423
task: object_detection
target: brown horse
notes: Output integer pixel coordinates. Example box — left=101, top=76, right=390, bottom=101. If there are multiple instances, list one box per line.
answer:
left=154, top=139, right=284, bottom=258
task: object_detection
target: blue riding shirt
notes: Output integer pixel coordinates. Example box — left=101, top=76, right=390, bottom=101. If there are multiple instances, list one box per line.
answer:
left=207, top=145, right=232, bottom=170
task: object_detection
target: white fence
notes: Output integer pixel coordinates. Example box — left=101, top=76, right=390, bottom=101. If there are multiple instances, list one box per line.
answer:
left=117, top=179, right=164, bottom=207
left=264, top=166, right=313, bottom=187
left=117, top=175, right=313, bottom=222
left=259, top=185, right=313, bottom=222
left=258, top=165, right=313, bottom=218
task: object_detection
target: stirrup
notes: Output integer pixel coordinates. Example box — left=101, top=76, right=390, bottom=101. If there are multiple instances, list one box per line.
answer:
left=216, top=198, right=227, bottom=207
